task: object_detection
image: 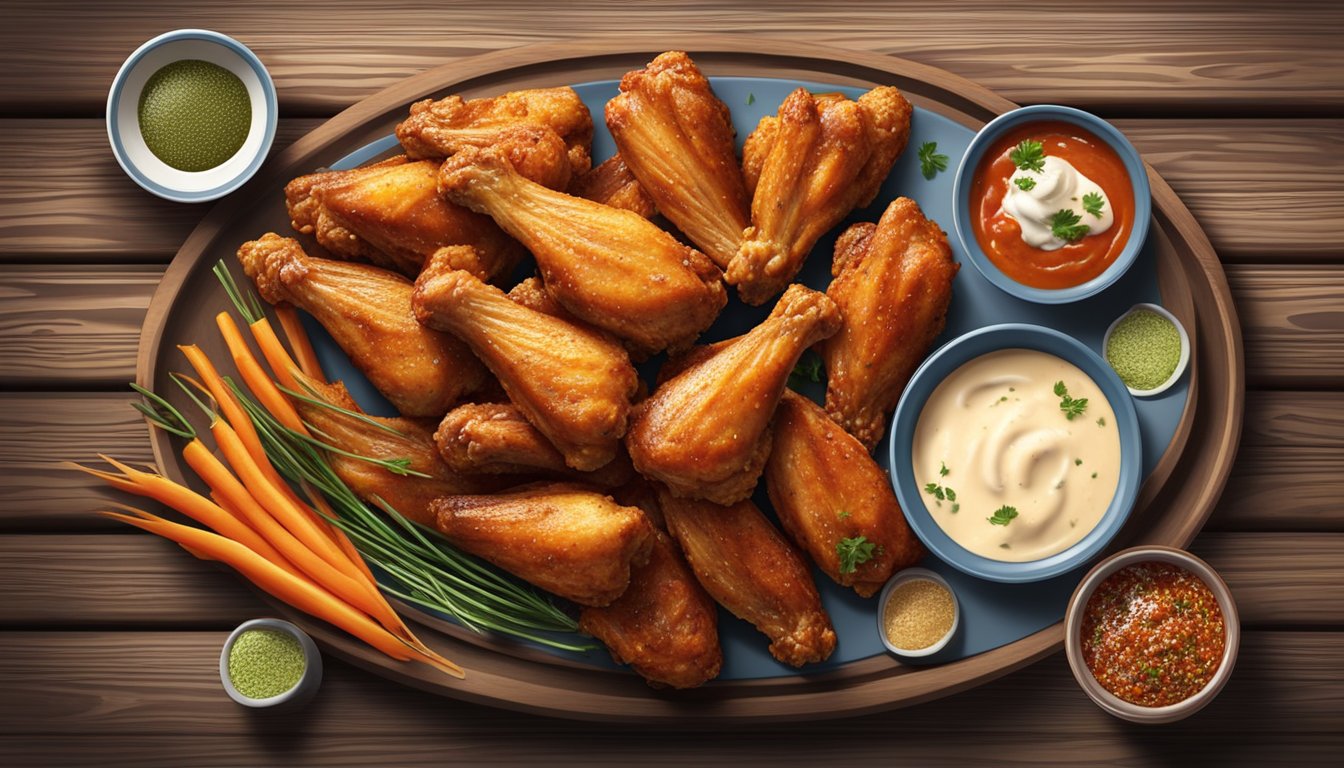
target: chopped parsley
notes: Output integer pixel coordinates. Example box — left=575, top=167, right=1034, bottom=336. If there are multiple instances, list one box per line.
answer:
left=1014, top=176, right=1037, bottom=191
left=837, top=510, right=851, bottom=520
left=1049, top=208, right=1090, bottom=242
left=1096, top=416, right=1106, bottom=427
left=836, top=536, right=876, bottom=574
left=1082, top=191, right=1106, bottom=219
left=1009, top=139, right=1045, bottom=173
left=988, top=505, right=1019, bottom=526
left=788, top=351, right=824, bottom=388
left=1075, top=458, right=1083, bottom=466
left=918, top=141, right=949, bottom=180
left=940, top=462, right=950, bottom=477
left=1054, top=381, right=1089, bottom=421
left=746, top=92, right=755, bottom=106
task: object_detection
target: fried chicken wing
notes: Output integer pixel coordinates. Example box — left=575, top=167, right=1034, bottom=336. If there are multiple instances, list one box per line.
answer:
left=434, top=401, right=635, bottom=488
left=284, top=156, right=524, bottom=281
left=439, top=146, right=727, bottom=356
left=657, top=489, right=836, bottom=667
left=568, top=154, right=657, bottom=218
left=728, top=86, right=913, bottom=305
left=236, top=234, right=489, bottom=418
left=822, top=197, right=957, bottom=449
left=396, top=86, right=593, bottom=184
left=431, top=483, right=654, bottom=607
left=412, top=249, right=639, bottom=471
left=625, top=285, right=841, bottom=505
left=605, top=51, right=750, bottom=268
left=765, top=391, right=925, bottom=596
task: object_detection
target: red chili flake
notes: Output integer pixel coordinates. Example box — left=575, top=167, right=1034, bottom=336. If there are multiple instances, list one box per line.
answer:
left=1080, top=561, right=1226, bottom=707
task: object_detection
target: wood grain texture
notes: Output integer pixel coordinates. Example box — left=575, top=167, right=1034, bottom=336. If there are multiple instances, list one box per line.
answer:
left=4, top=1, right=1342, bottom=116
left=1, top=119, right=1338, bottom=261
left=0, top=632, right=1337, bottom=760
left=1230, top=266, right=1344, bottom=388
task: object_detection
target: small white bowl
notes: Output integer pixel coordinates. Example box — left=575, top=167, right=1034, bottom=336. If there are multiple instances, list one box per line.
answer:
left=106, top=29, right=277, bottom=202
left=1065, top=546, right=1239, bottom=724
left=876, top=567, right=960, bottom=658
left=220, top=618, right=323, bottom=708
left=1102, top=303, right=1191, bottom=397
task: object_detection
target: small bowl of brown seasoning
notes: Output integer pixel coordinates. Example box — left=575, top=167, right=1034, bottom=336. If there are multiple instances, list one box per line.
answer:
left=877, top=567, right=960, bottom=658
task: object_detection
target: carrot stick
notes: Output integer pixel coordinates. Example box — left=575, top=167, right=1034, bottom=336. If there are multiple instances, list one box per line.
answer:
left=101, top=510, right=460, bottom=671
left=273, top=306, right=325, bottom=383
left=305, top=482, right=379, bottom=586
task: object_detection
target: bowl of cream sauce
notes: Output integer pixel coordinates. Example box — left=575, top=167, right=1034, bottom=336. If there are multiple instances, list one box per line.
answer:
left=889, top=323, right=1142, bottom=582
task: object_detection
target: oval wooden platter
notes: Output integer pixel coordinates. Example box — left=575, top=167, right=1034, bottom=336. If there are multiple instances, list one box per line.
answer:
left=137, top=36, right=1244, bottom=724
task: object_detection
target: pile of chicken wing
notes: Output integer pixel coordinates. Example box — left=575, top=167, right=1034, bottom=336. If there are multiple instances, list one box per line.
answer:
left=237, top=51, right=958, bottom=689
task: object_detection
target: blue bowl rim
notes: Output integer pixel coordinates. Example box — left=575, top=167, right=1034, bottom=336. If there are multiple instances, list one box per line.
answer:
left=950, top=104, right=1153, bottom=304
left=888, top=323, right=1143, bottom=583
left=105, top=28, right=278, bottom=203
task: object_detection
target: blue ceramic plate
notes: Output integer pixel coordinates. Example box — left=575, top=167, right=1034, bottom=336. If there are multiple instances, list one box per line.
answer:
left=310, top=76, right=1188, bottom=679
left=888, top=324, right=1143, bottom=583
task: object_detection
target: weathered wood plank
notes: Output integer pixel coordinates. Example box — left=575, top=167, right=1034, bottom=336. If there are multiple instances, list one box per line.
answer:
left=0, top=533, right=1337, bottom=628
left=1, top=119, right=1339, bottom=261
left=4, top=2, right=1342, bottom=116
left=0, top=631, right=1336, bottom=763
left=1231, top=266, right=1344, bottom=389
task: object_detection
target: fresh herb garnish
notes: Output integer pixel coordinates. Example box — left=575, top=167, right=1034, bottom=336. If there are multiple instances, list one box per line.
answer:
left=1014, top=176, right=1037, bottom=191
left=1054, top=380, right=1089, bottom=420
left=988, top=505, right=1019, bottom=526
left=788, top=351, right=824, bottom=388
left=924, top=481, right=956, bottom=504
left=939, top=462, right=950, bottom=477
left=1096, top=417, right=1106, bottom=427
left=918, top=141, right=949, bottom=180
left=1092, top=472, right=1098, bottom=479
left=1050, top=208, right=1090, bottom=242
left=1075, top=458, right=1083, bottom=466
left=1009, top=139, right=1046, bottom=173
left=838, top=510, right=851, bottom=520
left=747, top=92, right=756, bottom=106
left=836, top=536, right=876, bottom=574
left=1083, top=191, right=1106, bottom=219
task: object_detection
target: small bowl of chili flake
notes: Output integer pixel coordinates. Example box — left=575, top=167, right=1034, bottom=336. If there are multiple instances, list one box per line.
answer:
left=1065, top=546, right=1239, bottom=723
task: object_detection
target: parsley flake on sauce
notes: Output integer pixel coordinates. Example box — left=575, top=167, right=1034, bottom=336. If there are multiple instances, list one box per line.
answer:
left=1009, top=139, right=1046, bottom=173
left=988, top=505, right=1019, bottom=526
left=1049, top=208, right=1091, bottom=242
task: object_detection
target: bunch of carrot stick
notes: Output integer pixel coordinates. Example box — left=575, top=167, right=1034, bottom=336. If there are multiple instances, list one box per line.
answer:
left=74, top=303, right=463, bottom=679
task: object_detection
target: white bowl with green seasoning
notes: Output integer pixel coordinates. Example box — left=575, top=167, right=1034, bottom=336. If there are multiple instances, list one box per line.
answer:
left=220, top=618, right=322, bottom=708
left=106, top=29, right=277, bottom=203
left=1103, top=303, right=1191, bottom=397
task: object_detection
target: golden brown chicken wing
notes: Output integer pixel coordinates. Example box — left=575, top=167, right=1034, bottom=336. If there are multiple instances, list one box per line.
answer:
left=728, top=86, right=913, bottom=305
left=625, top=284, right=842, bottom=505
left=821, top=197, right=957, bottom=449
left=396, top=86, right=593, bottom=184
left=236, top=234, right=489, bottom=418
left=434, top=401, right=635, bottom=488
left=605, top=51, right=750, bottom=269
left=657, top=488, right=836, bottom=667
left=284, top=156, right=524, bottom=281
left=412, top=248, right=639, bottom=472
left=430, top=483, right=654, bottom=607
left=439, top=146, right=727, bottom=356
left=765, top=391, right=925, bottom=596
left=579, top=528, right=722, bottom=688
left=289, top=375, right=500, bottom=527
left=568, top=154, right=657, bottom=218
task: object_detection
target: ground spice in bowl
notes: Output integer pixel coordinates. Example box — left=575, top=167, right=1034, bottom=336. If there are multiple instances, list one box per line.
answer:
left=1104, top=307, right=1184, bottom=393
left=227, top=627, right=307, bottom=699
left=882, top=577, right=957, bottom=653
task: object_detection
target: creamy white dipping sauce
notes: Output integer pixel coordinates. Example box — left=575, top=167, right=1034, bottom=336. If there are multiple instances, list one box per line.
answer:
left=1003, top=155, right=1113, bottom=251
left=911, top=349, right=1120, bottom=562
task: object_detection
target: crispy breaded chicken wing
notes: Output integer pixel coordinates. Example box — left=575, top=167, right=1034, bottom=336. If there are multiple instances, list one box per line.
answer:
left=657, top=488, right=836, bottom=667
left=431, top=483, right=655, bottom=607
left=625, top=285, right=842, bottom=505
left=568, top=154, right=657, bottom=218
left=396, top=86, right=593, bottom=185
left=236, top=234, right=489, bottom=418
left=728, top=86, right=913, bottom=305
left=606, top=51, right=750, bottom=269
left=822, top=197, right=957, bottom=449
left=765, top=391, right=925, bottom=596
left=284, top=157, right=524, bottom=281
left=412, top=248, right=639, bottom=472
left=439, top=146, right=727, bottom=357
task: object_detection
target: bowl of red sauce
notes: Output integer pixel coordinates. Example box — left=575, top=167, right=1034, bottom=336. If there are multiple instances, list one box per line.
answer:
left=1065, top=546, right=1239, bottom=723
left=953, top=105, right=1151, bottom=303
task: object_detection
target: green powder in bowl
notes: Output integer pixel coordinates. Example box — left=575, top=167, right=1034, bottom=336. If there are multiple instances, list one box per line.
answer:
left=1105, top=308, right=1184, bottom=392
left=227, top=628, right=306, bottom=699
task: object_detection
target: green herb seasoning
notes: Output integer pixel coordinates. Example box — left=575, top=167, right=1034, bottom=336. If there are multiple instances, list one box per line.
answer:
left=228, top=628, right=305, bottom=699
left=138, top=59, right=251, bottom=172
left=1106, top=309, right=1182, bottom=391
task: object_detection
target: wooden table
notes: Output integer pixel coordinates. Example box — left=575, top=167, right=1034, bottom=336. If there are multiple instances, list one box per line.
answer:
left=2, top=2, right=1340, bottom=764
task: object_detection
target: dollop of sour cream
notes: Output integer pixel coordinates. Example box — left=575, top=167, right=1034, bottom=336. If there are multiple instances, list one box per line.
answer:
left=1003, top=155, right=1113, bottom=251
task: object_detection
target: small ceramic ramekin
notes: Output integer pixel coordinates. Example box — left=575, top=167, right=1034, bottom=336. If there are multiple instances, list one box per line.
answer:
left=951, top=104, right=1152, bottom=304
left=106, top=29, right=277, bottom=202
left=876, top=567, right=960, bottom=658
left=220, top=618, right=323, bottom=708
left=1102, top=303, right=1191, bottom=398
left=1064, top=546, right=1239, bottom=724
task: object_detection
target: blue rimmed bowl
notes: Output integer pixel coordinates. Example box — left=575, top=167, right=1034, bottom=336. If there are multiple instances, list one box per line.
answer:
left=106, top=29, right=277, bottom=203
left=951, top=104, right=1152, bottom=304
left=888, top=323, right=1143, bottom=583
